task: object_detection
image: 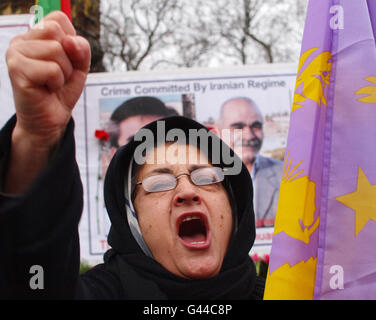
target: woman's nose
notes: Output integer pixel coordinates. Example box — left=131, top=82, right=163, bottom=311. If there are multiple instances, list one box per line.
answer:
left=173, top=175, right=202, bottom=206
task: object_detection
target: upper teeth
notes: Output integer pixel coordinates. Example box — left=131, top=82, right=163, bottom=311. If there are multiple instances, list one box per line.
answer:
left=182, top=216, right=201, bottom=222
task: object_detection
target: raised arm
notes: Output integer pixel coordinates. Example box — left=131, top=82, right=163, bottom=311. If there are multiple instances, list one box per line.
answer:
left=0, top=12, right=91, bottom=299
left=4, top=11, right=90, bottom=194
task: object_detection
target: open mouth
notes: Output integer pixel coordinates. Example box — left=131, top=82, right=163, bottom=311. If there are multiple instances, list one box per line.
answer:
left=177, top=212, right=210, bottom=249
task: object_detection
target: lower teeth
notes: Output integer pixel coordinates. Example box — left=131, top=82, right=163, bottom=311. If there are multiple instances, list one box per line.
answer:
left=191, top=241, right=205, bottom=244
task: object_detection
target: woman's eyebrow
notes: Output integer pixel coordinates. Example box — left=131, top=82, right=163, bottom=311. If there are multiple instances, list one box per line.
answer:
left=146, top=167, right=174, bottom=175
left=145, top=164, right=212, bottom=176
left=188, top=164, right=212, bottom=171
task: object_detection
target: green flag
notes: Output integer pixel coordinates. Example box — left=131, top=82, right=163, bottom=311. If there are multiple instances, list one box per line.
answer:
left=35, top=0, right=72, bottom=24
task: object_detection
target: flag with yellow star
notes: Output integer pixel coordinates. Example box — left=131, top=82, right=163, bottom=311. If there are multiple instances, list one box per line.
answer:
left=264, top=0, right=376, bottom=299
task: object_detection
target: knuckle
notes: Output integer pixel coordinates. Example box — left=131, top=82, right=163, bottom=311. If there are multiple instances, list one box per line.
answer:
left=9, top=34, right=24, bottom=46
left=16, top=77, right=30, bottom=92
left=44, top=10, right=76, bottom=36
left=46, top=63, right=65, bottom=89
left=5, top=48, right=20, bottom=71
left=47, top=10, right=68, bottom=21
left=43, top=20, right=63, bottom=39
left=5, top=46, right=14, bottom=62
left=50, top=40, right=63, bottom=55
left=48, top=63, right=62, bottom=78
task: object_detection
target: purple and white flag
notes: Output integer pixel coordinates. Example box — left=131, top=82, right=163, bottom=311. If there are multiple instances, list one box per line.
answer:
left=265, top=0, right=376, bottom=299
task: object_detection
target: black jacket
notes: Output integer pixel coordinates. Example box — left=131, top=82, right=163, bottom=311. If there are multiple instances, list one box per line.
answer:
left=0, top=115, right=264, bottom=299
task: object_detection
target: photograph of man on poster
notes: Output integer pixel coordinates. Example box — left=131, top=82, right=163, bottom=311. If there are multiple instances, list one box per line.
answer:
left=100, top=96, right=179, bottom=177
left=219, top=96, right=283, bottom=228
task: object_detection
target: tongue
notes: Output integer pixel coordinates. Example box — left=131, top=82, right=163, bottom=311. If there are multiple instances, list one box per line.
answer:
left=179, top=219, right=207, bottom=243
left=181, top=232, right=206, bottom=243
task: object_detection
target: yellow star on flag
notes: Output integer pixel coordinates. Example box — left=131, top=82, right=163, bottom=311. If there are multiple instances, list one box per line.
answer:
left=355, top=76, right=376, bottom=103
left=336, top=167, right=376, bottom=237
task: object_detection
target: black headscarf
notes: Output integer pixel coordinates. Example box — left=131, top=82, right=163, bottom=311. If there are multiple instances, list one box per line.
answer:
left=103, top=116, right=263, bottom=299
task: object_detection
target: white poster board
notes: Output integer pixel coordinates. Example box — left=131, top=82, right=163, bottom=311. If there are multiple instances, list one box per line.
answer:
left=0, top=14, right=31, bottom=123
left=74, top=65, right=297, bottom=264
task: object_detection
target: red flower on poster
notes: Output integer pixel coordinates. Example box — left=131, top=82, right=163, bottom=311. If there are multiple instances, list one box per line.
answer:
left=95, top=129, right=110, bottom=141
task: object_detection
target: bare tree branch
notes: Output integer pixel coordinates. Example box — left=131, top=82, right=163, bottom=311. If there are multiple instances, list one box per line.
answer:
left=100, top=0, right=307, bottom=71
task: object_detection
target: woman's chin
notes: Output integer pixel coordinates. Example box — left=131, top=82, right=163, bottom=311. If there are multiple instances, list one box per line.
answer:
left=177, top=258, right=222, bottom=280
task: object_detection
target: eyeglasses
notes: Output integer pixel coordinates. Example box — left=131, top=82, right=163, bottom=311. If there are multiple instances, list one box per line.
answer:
left=136, top=167, right=225, bottom=193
